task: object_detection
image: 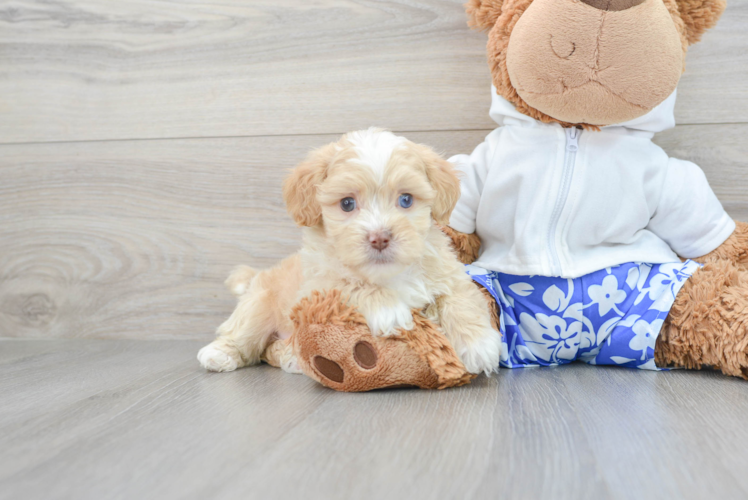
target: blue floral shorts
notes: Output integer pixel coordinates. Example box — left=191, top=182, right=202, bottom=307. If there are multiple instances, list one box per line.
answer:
left=466, top=261, right=702, bottom=370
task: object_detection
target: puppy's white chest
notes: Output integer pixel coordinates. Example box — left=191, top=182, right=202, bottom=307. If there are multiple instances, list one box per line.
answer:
left=365, top=302, right=415, bottom=337
left=362, top=278, right=436, bottom=337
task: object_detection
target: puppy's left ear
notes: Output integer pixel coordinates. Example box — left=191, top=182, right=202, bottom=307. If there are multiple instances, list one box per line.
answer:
left=417, top=144, right=461, bottom=225
left=283, top=143, right=336, bottom=227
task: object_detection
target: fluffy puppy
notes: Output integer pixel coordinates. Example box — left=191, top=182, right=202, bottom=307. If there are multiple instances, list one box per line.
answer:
left=197, top=128, right=501, bottom=375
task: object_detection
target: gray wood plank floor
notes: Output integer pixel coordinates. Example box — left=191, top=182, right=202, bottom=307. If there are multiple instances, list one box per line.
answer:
left=1, top=339, right=747, bottom=500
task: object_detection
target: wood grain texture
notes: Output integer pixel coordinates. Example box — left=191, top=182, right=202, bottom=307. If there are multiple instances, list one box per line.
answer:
left=675, top=0, right=748, bottom=125
left=1, top=339, right=748, bottom=500
left=0, top=0, right=492, bottom=143
left=562, top=367, right=748, bottom=498
left=0, top=0, right=746, bottom=144
left=2, top=125, right=747, bottom=340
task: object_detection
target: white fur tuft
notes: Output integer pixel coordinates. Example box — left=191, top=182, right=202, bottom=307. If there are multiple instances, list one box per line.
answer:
left=345, top=127, right=406, bottom=181
left=364, top=302, right=416, bottom=337
left=225, top=265, right=258, bottom=297
left=197, top=344, right=239, bottom=372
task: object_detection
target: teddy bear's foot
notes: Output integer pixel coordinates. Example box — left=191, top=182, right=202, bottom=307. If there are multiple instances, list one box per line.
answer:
left=656, top=259, right=748, bottom=379
left=289, top=290, right=475, bottom=392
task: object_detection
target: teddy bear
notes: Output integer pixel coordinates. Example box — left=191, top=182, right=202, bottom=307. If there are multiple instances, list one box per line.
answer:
left=266, top=0, right=748, bottom=391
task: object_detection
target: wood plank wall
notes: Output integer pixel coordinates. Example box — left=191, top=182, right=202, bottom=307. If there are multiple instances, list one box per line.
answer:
left=1, top=0, right=747, bottom=340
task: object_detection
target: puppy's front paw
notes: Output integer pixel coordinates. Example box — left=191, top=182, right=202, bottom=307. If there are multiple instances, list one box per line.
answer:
left=280, top=355, right=303, bottom=374
left=197, top=344, right=239, bottom=372
left=456, top=328, right=501, bottom=376
left=365, top=303, right=415, bottom=337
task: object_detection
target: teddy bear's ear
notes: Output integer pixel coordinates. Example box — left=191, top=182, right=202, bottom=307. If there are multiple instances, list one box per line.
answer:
left=675, top=0, right=726, bottom=45
left=465, top=0, right=505, bottom=31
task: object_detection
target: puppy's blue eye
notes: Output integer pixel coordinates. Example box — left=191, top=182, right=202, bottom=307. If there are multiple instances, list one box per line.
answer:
left=340, top=197, right=356, bottom=212
left=399, top=194, right=413, bottom=208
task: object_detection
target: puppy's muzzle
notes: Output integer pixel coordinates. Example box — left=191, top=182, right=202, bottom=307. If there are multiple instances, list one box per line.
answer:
left=368, top=230, right=392, bottom=251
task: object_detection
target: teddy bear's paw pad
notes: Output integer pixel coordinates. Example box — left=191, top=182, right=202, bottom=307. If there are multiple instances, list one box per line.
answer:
left=313, top=356, right=345, bottom=383
left=353, top=341, right=378, bottom=369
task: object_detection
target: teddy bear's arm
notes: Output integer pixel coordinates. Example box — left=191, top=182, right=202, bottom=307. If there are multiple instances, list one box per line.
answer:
left=646, top=158, right=736, bottom=260
left=442, top=128, right=510, bottom=266
left=439, top=225, right=482, bottom=264
left=445, top=132, right=501, bottom=236
left=690, top=221, right=748, bottom=266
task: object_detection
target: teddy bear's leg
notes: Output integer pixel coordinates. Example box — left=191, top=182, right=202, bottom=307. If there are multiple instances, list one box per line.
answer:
left=656, top=259, right=748, bottom=378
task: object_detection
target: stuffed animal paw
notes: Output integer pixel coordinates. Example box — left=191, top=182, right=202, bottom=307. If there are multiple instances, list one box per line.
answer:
left=280, top=290, right=475, bottom=392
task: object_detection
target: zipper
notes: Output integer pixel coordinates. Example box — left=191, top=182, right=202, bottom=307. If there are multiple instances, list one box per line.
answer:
left=547, top=127, right=581, bottom=276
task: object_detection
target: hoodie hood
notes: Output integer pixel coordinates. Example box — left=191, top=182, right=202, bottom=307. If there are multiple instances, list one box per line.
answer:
left=488, top=86, right=677, bottom=135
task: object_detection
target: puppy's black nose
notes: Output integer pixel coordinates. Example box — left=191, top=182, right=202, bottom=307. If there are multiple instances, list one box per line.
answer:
left=369, top=231, right=391, bottom=251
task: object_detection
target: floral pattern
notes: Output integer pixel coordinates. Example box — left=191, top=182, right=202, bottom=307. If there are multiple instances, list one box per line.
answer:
left=465, top=260, right=701, bottom=370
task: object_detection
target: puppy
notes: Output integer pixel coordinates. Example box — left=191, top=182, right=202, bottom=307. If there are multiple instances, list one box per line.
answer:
left=197, top=128, right=501, bottom=375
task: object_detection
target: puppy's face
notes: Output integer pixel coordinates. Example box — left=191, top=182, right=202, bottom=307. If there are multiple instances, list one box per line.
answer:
left=283, top=129, right=460, bottom=280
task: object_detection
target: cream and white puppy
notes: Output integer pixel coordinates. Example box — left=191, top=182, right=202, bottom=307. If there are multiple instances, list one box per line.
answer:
left=198, top=128, right=501, bottom=375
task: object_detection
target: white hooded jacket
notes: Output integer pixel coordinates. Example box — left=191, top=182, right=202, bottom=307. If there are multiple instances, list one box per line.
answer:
left=448, top=88, right=735, bottom=278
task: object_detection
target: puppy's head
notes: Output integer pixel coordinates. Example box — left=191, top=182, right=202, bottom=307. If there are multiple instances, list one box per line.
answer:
left=283, top=128, right=460, bottom=278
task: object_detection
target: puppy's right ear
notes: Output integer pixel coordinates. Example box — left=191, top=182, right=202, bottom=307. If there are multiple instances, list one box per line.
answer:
left=283, top=143, right=336, bottom=227
left=465, top=0, right=504, bottom=31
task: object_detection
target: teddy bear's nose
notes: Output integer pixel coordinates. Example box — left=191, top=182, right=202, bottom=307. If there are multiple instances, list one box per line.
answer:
left=579, top=0, right=645, bottom=11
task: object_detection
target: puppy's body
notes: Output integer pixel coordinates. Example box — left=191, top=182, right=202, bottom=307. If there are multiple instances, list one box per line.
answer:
left=198, top=129, right=501, bottom=375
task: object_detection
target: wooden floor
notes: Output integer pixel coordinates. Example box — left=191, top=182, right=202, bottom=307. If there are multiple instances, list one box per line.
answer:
left=3, top=0, right=748, bottom=497
left=2, top=339, right=748, bottom=500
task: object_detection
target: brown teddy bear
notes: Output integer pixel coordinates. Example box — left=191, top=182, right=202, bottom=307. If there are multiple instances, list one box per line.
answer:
left=268, top=0, right=748, bottom=390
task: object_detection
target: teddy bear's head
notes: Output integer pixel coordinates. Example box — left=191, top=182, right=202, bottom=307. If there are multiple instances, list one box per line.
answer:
left=467, top=0, right=725, bottom=127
